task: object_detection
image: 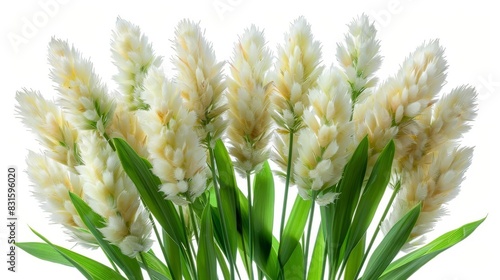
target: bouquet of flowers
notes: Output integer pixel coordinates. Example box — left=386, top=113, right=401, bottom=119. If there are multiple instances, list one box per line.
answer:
left=15, top=14, right=483, bottom=280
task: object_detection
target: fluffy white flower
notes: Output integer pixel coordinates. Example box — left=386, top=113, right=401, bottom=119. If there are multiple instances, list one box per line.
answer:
left=48, top=38, right=115, bottom=134
left=111, top=17, right=162, bottom=110
left=353, top=40, right=447, bottom=171
left=26, top=151, right=95, bottom=246
left=386, top=40, right=447, bottom=124
left=272, top=16, right=323, bottom=132
left=294, top=67, right=353, bottom=203
left=428, top=85, right=477, bottom=147
left=106, top=101, right=149, bottom=158
left=227, top=25, right=273, bottom=174
left=138, top=67, right=207, bottom=204
left=395, top=85, right=477, bottom=172
left=336, top=14, right=382, bottom=102
left=271, top=16, right=323, bottom=178
left=16, top=89, right=79, bottom=169
left=77, top=131, right=152, bottom=257
left=172, top=19, right=227, bottom=145
left=382, top=145, right=473, bottom=248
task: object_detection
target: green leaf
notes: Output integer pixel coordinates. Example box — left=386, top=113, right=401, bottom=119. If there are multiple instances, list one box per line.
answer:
left=283, top=242, right=304, bottom=280
left=361, top=203, right=421, bottom=280
left=236, top=187, right=280, bottom=279
left=69, top=192, right=143, bottom=280
left=139, top=251, right=172, bottom=280
left=307, top=227, right=325, bottom=280
left=213, top=139, right=239, bottom=263
left=164, top=230, right=182, bottom=280
left=197, top=197, right=218, bottom=280
left=24, top=228, right=126, bottom=280
left=322, top=136, right=368, bottom=271
left=16, top=242, right=73, bottom=267
left=343, top=140, right=395, bottom=262
left=380, top=217, right=486, bottom=280
left=214, top=241, right=231, bottom=280
left=253, top=161, right=275, bottom=263
left=113, top=138, right=186, bottom=247
left=344, top=234, right=364, bottom=280
left=279, top=195, right=312, bottom=267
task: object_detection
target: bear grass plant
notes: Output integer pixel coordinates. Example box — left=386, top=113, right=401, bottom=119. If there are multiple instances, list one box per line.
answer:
left=15, top=14, right=484, bottom=280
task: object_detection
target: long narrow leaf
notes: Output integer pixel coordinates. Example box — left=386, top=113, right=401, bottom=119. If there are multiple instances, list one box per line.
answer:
left=214, top=241, right=231, bottom=280
left=26, top=228, right=126, bottom=280
left=164, top=230, right=182, bottom=280
left=380, top=217, right=486, bottom=280
left=139, top=251, right=172, bottom=280
left=69, top=192, right=143, bottom=280
left=237, top=187, right=280, bottom=279
left=197, top=198, right=218, bottom=280
left=16, top=242, right=73, bottom=267
left=343, top=140, right=395, bottom=262
left=307, top=227, right=325, bottom=280
left=323, top=136, right=368, bottom=272
left=213, top=139, right=239, bottom=263
left=361, top=203, right=421, bottom=280
left=344, top=234, right=365, bottom=280
left=279, top=195, right=312, bottom=267
left=283, top=242, right=304, bottom=280
left=253, top=161, right=275, bottom=263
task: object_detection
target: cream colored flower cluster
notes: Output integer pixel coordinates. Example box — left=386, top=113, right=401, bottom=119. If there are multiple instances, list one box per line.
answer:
left=345, top=21, right=476, bottom=244
left=353, top=40, right=447, bottom=166
left=48, top=38, right=115, bottom=135
left=16, top=91, right=93, bottom=245
left=17, top=19, right=160, bottom=257
left=138, top=68, right=207, bottom=204
left=111, top=18, right=162, bottom=111
left=294, top=68, right=353, bottom=204
left=336, top=15, right=382, bottom=101
left=173, top=20, right=227, bottom=146
left=16, top=90, right=79, bottom=169
left=18, top=14, right=477, bottom=254
left=271, top=17, right=324, bottom=181
left=381, top=85, right=477, bottom=246
left=77, top=131, right=152, bottom=256
left=26, top=151, right=94, bottom=245
left=226, top=25, right=273, bottom=174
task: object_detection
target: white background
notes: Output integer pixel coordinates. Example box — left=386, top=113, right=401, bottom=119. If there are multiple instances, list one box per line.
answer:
left=1, top=0, right=498, bottom=279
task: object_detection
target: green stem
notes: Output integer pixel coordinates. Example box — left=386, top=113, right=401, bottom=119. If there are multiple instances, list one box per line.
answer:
left=352, top=180, right=401, bottom=280
left=240, top=233, right=251, bottom=277
left=207, top=135, right=236, bottom=280
left=279, top=130, right=295, bottom=240
left=337, top=258, right=346, bottom=280
left=246, top=172, right=254, bottom=280
left=139, top=252, right=154, bottom=280
left=102, top=131, right=115, bottom=151
left=258, top=268, right=264, bottom=280
left=303, top=191, right=317, bottom=280
left=187, top=197, right=200, bottom=244
left=321, top=242, right=327, bottom=280
left=103, top=250, right=120, bottom=274
left=150, top=214, right=173, bottom=275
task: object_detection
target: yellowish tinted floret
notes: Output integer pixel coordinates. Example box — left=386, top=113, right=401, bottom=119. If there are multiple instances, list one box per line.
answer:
left=227, top=25, right=273, bottom=174
left=294, top=67, right=354, bottom=204
left=48, top=38, right=115, bottom=134
left=77, top=131, right=152, bottom=257
left=172, top=19, right=227, bottom=146
left=138, top=67, right=207, bottom=204
left=26, top=151, right=95, bottom=246
left=16, top=90, right=80, bottom=169
left=111, top=17, right=162, bottom=110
